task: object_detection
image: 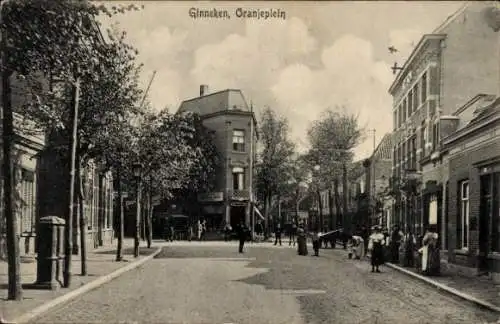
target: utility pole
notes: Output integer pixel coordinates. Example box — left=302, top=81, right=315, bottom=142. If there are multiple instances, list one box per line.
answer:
left=368, top=129, right=376, bottom=226
left=248, top=102, right=254, bottom=240
left=139, top=70, right=156, bottom=110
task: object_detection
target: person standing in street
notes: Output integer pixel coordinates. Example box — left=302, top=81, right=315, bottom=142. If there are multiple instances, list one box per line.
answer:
left=224, top=222, right=232, bottom=242
left=368, top=226, right=386, bottom=273
left=311, top=228, right=320, bottom=256
left=274, top=223, right=282, bottom=246
left=200, top=219, right=207, bottom=241
left=297, top=225, right=308, bottom=256
left=289, top=222, right=297, bottom=246
left=237, top=221, right=248, bottom=253
left=390, top=225, right=403, bottom=263
left=361, top=225, right=369, bottom=257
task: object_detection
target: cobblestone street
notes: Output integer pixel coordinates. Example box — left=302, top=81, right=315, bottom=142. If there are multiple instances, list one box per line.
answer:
left=31, top=242, right=499, bottom=324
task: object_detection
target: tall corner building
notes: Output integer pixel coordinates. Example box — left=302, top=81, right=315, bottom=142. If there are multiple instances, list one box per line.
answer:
left=177, top=85, right=258, bottom=229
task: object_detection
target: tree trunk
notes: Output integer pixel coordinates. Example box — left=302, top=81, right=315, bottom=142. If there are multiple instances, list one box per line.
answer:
left=317, top=189, right=323, bottom=231
left=2, top=67, right=22, bottom=300
left=97, top=174, right=104, bottom=246
left=140, top=187, right=146, bottom=241
left=263, top=193, right=270, bottom=237
left=334, top=178, right=341, bottom=228
left=295, top=188, right=300, bottom=226
left=146, top=182, right=153, bottom=249
left=63, top=68, right=80, bottom=288
left=342, top=163, right=348, bottom=231
left=328, top=189, right=334, bottom=230
left=77, top=161, right=87, bottom=276
left=115, top=169, right=124, bottom=262
left=134, top=179, right=141, bottom=258
left=72, top=175, right=79, bottom=255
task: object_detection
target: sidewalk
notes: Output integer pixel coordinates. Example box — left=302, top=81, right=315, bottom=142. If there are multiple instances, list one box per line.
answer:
left=0, top=238, right=160, bottom=323
left=329, top=247, right=500, bottom=314
left=385, top=260, right=500, bottom=313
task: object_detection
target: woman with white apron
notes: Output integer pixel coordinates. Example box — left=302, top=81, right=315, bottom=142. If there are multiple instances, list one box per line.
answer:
left=349, top=235, right=364, bottom=259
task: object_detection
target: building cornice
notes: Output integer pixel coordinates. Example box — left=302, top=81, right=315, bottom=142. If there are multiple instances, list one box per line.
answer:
left=443, top=114, right=500, bottom=147
left=388, top=34, right=447, bottom=95
left=201, top=109, right=259, bottom=139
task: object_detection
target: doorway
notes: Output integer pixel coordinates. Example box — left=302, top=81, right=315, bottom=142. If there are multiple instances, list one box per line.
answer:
left=478, top=173, right=497, bottom=273
left=230, top=205, right=246, bottom=229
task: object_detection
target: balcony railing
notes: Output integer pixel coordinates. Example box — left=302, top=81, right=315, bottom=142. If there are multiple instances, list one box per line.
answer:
left=230, top=189, right=250, bottom=201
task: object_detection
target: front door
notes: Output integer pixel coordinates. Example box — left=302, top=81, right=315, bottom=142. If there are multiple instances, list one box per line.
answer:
left=479, top=174, right=494, bottom=273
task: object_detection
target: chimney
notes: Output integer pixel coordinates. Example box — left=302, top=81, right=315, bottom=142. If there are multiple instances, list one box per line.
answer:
left=200, top=85, right=209, bottom=96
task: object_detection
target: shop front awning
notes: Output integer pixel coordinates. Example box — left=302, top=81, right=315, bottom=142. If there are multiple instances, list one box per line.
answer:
left=253, top=206, right=265, bottom=220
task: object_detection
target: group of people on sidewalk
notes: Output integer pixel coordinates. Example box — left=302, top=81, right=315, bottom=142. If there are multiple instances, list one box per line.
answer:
left=346, top=224, right=440, bottom=275
left=388, top=224, right=440, bottom=276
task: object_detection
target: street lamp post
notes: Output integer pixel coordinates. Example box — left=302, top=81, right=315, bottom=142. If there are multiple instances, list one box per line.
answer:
left=132, top=163, right=143, bottom=258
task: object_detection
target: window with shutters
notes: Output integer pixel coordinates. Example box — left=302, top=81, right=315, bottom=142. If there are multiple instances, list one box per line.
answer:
left=408, top=90, right=413, bottom=116
left=411, top=136, right=417, bottom=170
left=20, top=170, right=35, bottom=233
left=393, top=111, right=397, bottom=130
left=402, top=99, right=407, bottom=122
left=421, top=72, right=427, bottom=102
left=458, top=180, right=469, bottom=250
left=413, top=84, right=419, bottom=111
left=420, top=123, right=426, bottom=157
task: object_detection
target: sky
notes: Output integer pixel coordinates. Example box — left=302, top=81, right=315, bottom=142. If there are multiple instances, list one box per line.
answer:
left=99, top=1, right=464, bottom=160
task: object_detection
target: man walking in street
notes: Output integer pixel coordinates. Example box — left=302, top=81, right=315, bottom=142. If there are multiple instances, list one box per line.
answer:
left=237, top=221, right=248, bottom=253
left=274, top=223, right=282, bottom=246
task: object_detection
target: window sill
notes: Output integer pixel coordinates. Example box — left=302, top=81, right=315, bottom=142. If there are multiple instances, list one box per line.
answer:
left=487, top=252, right=500, bottom=260
left=232, top=150, right=246, bottom=154
left=455, top=248, right=469, bottom=256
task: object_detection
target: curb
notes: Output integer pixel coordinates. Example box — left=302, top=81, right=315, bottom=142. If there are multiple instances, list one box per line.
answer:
left=385, top=262, right=500, bottom=314
left=10, top=247, right=162, bottom=324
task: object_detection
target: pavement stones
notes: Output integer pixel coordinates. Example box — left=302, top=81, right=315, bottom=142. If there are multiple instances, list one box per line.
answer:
left=0, top=239, right=159, bottom=323
left=34, top=244, right=500, bottom=324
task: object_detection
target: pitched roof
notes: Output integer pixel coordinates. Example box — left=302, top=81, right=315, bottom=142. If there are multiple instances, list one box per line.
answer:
left=177, top=89, right=250, bottom=116
left=373, top=133, right=393, bottom=161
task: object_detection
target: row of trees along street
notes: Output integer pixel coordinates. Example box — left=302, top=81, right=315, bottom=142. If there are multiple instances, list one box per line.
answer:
left=255, top=106, right=364, bottom=235
left=1, top=0, right=218, bottom=301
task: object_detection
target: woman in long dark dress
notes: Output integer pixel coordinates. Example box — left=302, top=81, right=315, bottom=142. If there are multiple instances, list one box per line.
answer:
left=368, top=226, right=386, bottom=273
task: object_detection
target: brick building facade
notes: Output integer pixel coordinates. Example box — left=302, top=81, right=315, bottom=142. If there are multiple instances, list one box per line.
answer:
left=388, top=2, right=499, bottom=239
left=177, top=85, right=258, bottom=230
left=442, top=96, right=500, bottom=279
